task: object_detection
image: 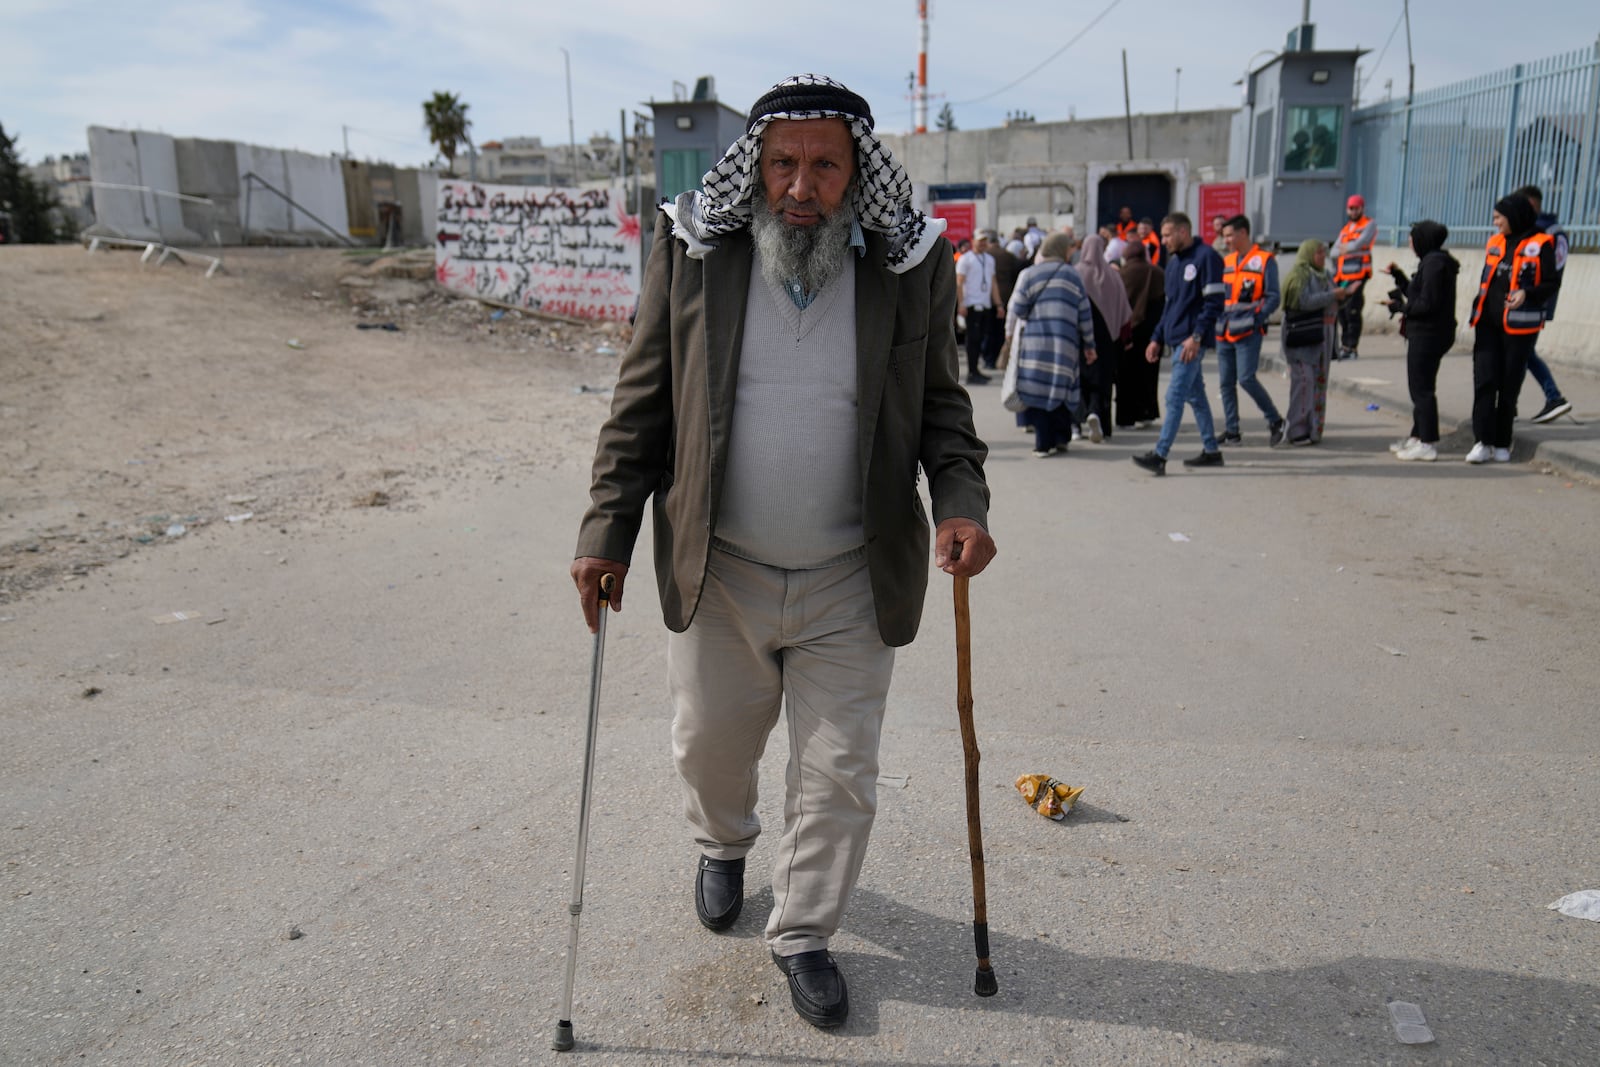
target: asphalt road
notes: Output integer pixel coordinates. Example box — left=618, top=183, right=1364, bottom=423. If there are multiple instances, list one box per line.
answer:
left=4, top=375, right=1597, bottom=1065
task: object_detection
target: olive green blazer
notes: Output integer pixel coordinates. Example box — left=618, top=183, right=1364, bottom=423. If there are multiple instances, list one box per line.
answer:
left=575, top=215, right=989, bottom=647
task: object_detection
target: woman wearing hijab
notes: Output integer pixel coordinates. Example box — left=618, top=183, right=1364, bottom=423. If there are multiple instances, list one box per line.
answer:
left=1005, top=232, right=1097, bottom=456
left=1279, top=239, right=1349, bottom=444
left=1382, top=220, right=1460, bottom=462
left=1116, top=240, right=1164, bottom=428
left=1464, top=194, right=1558, bottom=463
left=1074, top=233, right=1132, bottom=442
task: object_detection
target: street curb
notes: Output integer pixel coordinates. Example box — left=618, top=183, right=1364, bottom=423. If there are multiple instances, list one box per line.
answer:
left=1259, top=352, right=1600, bottom=484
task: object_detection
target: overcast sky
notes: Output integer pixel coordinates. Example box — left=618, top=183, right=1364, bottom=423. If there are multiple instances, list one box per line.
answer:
left=4, top=0, right=1597, bottom=165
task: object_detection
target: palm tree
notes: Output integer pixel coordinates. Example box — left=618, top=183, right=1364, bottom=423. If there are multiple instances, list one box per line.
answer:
left=422, top=92, right=472, bottom=175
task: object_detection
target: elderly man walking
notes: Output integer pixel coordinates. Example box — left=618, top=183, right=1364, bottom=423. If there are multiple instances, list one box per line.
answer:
left=571, top=74, right=996, bottom=1030
left=1131, top=212, right=1228, bottom=475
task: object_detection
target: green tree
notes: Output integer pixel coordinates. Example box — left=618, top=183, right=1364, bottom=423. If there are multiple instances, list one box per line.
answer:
left=0, top=122, right=59, bottom=243
left=936, top=103, right=957, bottom=132
left=422, top=92, right=472, bottom=176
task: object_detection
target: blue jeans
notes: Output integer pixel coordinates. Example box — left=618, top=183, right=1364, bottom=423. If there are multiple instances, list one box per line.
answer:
left=1155, top=346, right=1219, bottom=458
left=1525, top=348, right=1562, bottom=403
left=1216, top=332, right=1282, bottom=433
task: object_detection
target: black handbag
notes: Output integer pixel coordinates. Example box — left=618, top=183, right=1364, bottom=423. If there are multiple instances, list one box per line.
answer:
left=1281, top=309, right=1324, bottom=347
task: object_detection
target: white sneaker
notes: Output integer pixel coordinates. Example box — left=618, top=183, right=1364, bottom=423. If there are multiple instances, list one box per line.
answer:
left=1071, top=426, right=1083, bottom=442
left=1465, top=442, right=1493, bottom=464
left=1086, top=413, right=1104, bottom=442
left=1493, top=447, right=1512, bottom=463
left=1390, top=436, right=1419, bottom=454
left=1396, top=440, right=1437, bottom=462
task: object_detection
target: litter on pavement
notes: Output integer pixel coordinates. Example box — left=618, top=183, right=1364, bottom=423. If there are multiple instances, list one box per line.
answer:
left=1015, top=774, right=1084, bottom=821
left=1388, top=1000, right=1435, bottom=1044
left=1548, top=889, right=1600, bottom=921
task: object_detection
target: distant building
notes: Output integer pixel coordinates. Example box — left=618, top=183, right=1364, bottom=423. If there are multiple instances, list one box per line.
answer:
left=474, top=133, right=640, bottom=187
left=29, top=153, right=94, bottom=230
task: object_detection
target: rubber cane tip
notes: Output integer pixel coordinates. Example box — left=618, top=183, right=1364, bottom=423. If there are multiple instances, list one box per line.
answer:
left=551, top=1020, right=575, bottom=1051
left=974, top=967, right=999, bottom=997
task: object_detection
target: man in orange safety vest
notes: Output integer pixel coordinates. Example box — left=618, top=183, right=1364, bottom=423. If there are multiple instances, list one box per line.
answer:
left=1330, top=194, right=1376, bottom=359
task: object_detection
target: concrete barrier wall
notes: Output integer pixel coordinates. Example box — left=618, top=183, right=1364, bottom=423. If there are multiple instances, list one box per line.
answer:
left=87, top=127, right=156, bottom=239
left=1361, top=243, right=1599, bottom=373
left=174, top=139, right=242, bottom=244
left=88, top=127, right=197, bottom=243
left=88, top=125, right=434, bottom=247
left=282, top=150, right=349, bottom=239
left=236, top=143, right=291, bottom=233
left=135, top=132, right=196, bottom=243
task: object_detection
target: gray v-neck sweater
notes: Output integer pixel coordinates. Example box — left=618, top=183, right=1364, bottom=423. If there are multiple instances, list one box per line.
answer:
left=711, top=254, right=864, bottom=569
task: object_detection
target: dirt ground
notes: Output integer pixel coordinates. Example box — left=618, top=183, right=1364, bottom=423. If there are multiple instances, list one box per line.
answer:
left=0, top=244, right=625, bottom=604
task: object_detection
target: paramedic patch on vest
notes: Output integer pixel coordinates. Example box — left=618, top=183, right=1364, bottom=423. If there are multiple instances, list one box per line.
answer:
left=1246, top=254, right=1264, bottom=270
left=1183, top=263, right=1197, bottom=282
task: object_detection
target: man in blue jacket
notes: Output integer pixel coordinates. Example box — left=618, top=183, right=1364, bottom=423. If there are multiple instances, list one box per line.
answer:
left=1132, top=212, right=1228, bottom=475
left=1513, top=185, right=1573, bottom=424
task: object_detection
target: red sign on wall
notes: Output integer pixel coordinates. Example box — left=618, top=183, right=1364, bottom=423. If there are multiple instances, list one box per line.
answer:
left=1198, top=182, right=1247, bottom=230
left=931, top=202, right=977, bottom=248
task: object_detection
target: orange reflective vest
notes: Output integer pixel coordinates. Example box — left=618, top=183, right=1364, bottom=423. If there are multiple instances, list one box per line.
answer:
left=1333, top=216, right=1373, bottom=282
left=1218, top=245, right=1272, bottom=341
left=1116, top=219, right=1138, bottom=241
left=1141, top=231, right=1161, bottom=267
left=1470, top=232, right=1549, bottom=335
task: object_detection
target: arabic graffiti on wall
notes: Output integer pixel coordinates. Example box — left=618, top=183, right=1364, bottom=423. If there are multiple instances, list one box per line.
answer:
left=435, top=181, right=641, bottom=321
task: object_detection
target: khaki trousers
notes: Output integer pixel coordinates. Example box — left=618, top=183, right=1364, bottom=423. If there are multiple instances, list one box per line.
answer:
left=667, top=547, right=895, bottom=957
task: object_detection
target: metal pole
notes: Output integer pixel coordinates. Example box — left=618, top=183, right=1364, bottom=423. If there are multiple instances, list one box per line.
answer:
left=1122, top=50, right=1135, bottom=160
left=562, top=47, right=578, bottom=186
left=242, top=174, right=253, bottom=245
left=552, top=574, right=615, bottom=1052
left=1391, top=0, right=1416, bottom=244
left=1175, top=68, right=1182, bottom=113
left=1566, top=38, right=1600, bottom=230
left=1496, top=64, right=1525, bottom=201
left=342, top=125, right=350, bottom=159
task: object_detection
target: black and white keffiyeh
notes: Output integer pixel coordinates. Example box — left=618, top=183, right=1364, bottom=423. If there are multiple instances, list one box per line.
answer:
left=662, top=73, right=946, bottom=275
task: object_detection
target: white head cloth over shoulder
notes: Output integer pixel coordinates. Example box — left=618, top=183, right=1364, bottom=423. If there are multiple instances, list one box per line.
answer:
left=662, top=73, right=946, bottom=274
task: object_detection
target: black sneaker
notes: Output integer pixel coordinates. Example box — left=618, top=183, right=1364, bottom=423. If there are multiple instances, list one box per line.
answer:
left=1269, top=420, right=1286, bottom=447
left=1131, top=451, right=1166, bottom=476
left=1182, top=450, right=1225, bottom=468
left=1218, top=431, right=1242, bottom=446
left=1530, top=397, right=1572, bottom=424
left=965, top=373, right=991, bottom=386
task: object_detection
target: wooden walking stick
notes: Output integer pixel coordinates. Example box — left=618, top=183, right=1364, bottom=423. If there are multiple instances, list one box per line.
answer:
left=954, top=571, right=998, bottom=996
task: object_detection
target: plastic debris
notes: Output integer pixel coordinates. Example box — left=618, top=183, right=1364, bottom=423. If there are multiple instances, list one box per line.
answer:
left=489, top=309, right=506, bottom=321
left=225, top=512, right=254, bottom=523
left=150, top=611, right=204, bottom=624
left=1366, top=403, right=1381, bottom=411
left=286, top=338, right=306, bottom=350
left=1168, top=532, right=1191, bottom=543
left=1014, top=774, right=1084, bottom=821
left=1375, top=644, right=1407, bottom=657
left=1548, top=889, right=1600, bottom=921
left=164, top=523, right=187, bottom=538
left=1387, top=1001, right=1435, bottom=1044
left=596, top=344, right=618, bottom=356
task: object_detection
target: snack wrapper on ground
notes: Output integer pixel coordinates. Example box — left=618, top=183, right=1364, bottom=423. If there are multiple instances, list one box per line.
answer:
left=1015, top=774, right=1084, bottom=820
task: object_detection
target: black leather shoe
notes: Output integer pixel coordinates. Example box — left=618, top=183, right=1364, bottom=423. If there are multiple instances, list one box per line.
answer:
left=694, top=856, right=744, bottom=931
left=772, top=949, right=848, bottom=1028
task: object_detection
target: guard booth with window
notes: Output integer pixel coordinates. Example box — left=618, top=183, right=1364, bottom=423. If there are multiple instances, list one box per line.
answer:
left=1230, top=24, right=1366, bottom=247
left=649, top=76, right=749, bottom=202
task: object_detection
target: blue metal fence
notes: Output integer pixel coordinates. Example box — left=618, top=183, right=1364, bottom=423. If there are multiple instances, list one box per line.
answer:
left=1350, top=40, right=1600, bottom=250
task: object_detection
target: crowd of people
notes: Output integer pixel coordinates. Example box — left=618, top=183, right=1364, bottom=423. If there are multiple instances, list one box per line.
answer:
left=945, top=186, right=1574, bottom=470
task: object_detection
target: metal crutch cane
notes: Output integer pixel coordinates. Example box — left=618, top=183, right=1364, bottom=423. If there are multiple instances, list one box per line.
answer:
left=552, top=572, right=615, bottom=1052
left=954, top=571, right=998, bottom=997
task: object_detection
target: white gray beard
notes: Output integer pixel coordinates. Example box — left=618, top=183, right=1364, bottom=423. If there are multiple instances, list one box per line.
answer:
left=751, top=198, right=855, bottom=298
